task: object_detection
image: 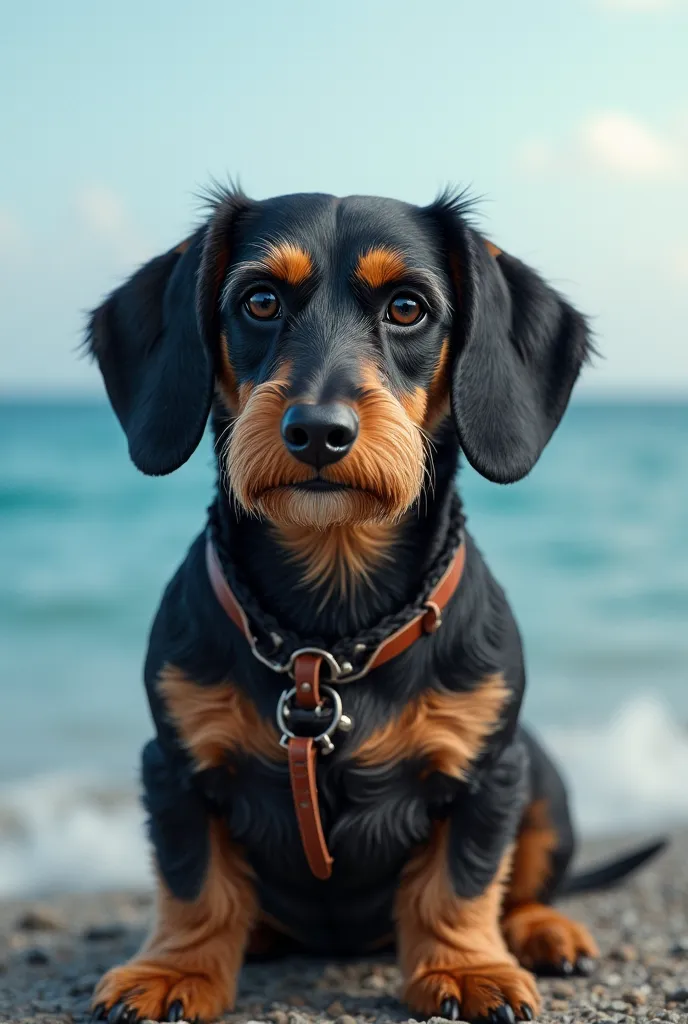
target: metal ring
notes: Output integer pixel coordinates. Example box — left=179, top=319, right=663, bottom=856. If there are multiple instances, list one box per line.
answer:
left=276, top=684, right=343, bottom=743
left=287, top=647, right=342, bottom=680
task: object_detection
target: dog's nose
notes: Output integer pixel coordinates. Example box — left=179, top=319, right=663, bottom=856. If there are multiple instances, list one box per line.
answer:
left=281, top=403, right=359, bottom=468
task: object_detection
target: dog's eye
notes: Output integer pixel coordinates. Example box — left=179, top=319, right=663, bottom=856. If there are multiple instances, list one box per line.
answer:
left=387, top=295, right=424, bottom=326
left=245, top=289, right=281, bottom=320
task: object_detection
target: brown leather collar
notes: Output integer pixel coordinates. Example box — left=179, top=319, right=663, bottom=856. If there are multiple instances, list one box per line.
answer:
left=205, top=534, right=466, bottom=880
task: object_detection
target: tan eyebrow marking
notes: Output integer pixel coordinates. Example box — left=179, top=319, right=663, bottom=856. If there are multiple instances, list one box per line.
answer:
left=355, top=246, right=409, bottom=288
left=485, top=240, right=502, bottom=259
left=261, top=241, right=313, bottom=286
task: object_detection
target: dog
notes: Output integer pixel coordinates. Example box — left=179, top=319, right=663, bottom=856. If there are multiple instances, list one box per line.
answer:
left=86, top=188, right=663, bottom=1024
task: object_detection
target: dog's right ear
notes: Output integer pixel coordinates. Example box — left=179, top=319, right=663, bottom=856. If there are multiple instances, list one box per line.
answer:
left=87, top=230, right=214, bottom=476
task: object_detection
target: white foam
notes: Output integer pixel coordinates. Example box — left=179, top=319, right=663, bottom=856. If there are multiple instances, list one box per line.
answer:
left=0, top=695, right=686, bottom=897
left=0, top=773, right=151, bottom=898
left=545, top=693, right=688, bottom=834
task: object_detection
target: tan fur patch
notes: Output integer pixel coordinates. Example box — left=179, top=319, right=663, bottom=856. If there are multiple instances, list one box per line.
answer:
left=505, top=799, right=559, bottom=908
left=92, top=820, right=258, bottom=1018
left=216, top=330, right=239, bottom=411
left=275, top=521, right=398, bottom=607
left=225, top=361, right=426, bottom=529
left=424, top=337, right=451, bottom=430
left=355, top=246, right=408, bottom=289
left=353, top=674, right=509, bottom=779
left=502, top=903, right=599, bottom=971
left=158, top=665, right=286, bottom=769
left=262, top=241, right=313, bottom=286
left=397, top=824, right=540, bottom=1018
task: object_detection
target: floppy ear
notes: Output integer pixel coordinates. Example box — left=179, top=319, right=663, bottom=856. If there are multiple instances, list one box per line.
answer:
left=87, top=230, right=213, bottom=476
left=430, top=205, right=593, bottom=483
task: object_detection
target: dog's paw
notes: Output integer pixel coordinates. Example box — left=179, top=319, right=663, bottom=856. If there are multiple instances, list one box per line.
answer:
left=405, top=961, right=540, bottom=1023
left=91, top=959, right=230, bottom=1023
left=502, top=904, right=599, bottom=976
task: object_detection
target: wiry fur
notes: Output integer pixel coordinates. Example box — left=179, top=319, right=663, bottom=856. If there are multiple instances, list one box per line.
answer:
left=84, top=187, right=657, bottom=1024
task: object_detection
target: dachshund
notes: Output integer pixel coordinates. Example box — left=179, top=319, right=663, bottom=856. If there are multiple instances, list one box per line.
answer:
left=86, top=188, right=663, bottom=1024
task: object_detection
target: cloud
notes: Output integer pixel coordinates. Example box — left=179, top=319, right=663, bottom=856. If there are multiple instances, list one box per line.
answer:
left=516, top=112, right=684, bottom=181
left=75, top=185, right=151, bottom=266
left=596, top=0, right=680, bottom=9
left=579, top=113, right=681, bottom=178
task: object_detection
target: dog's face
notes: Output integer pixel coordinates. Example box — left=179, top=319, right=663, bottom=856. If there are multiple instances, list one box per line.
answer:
left=88, top=189, right=592, bottom=529
left=218, top=195, right=453, bottom=528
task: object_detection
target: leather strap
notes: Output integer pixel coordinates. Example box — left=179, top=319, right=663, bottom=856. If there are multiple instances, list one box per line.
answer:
left=287, top=735, right=333, bottom=880
left=293, top=653, right=322, bottom=708
left=365, top=541, right=466, bottom=672
left=206, top=540, right=251, bottom=638
left=205, top=531, right=466, bottom=882
left=205, top=534, right=465, bottom=679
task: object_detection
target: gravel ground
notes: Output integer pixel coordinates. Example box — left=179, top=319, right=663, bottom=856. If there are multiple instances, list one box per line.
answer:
left=1, top=833, right=686, bottom=1024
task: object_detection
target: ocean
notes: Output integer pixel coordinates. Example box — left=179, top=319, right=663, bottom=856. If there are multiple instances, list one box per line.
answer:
left=1, top=398, right=687, bottom=898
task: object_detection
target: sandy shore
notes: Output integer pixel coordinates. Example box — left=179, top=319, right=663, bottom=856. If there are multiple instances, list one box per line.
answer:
left=0, top=833, right=686, bottom=1024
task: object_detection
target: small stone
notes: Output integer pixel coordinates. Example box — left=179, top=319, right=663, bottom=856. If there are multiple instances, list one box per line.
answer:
left=666, top=989, right=688, bottom=1003
left=362, top=973, right=387, bottom=990
left=15, top=906, right=65, bottom=932
left=326, top=1002, right=345, bottom=1017
left=669, top=939, right=688, bottom=956
left=550, top=999, right=570, bottom=1011
left=24, top=946, right=50, bottom=965
left=68, top=974, right=100, bottom=996
left=287, top=1012, right=307, bottom=1024
left=288, top=994, right=306, bottom=1007
left=83, top=922, right=127, bottom=941
left=269, top=1012, right=288, bottom=1024
left=336, top=1016, right=358, bottom=1024
left=553, top=981, right=577, bottom=998
left=624, top=990, right=648, bottom=1006
left=611, top=1000, right=630, bottom=1011
left=611, top=945, right=639, bottom=963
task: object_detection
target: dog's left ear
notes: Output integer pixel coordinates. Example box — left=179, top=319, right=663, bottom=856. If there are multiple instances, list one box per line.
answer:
left=428, top=205, right=593, bottom=483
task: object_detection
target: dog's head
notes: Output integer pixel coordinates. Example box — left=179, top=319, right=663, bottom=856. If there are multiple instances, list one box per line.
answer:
left=88, top=190, right=592, bottom=529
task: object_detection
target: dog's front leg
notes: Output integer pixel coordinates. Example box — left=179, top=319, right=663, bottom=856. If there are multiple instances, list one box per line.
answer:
left=396, top=741, right=541, bottom=1023
left=92, top=741, right=257, bottom=1024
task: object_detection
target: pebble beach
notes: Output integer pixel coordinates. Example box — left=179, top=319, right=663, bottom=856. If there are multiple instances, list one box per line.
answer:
left=0, top=833, right=686, bottom=1024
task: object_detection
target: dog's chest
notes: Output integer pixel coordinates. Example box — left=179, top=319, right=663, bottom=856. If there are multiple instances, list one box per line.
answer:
left=202, top=743, right=447, bottom=882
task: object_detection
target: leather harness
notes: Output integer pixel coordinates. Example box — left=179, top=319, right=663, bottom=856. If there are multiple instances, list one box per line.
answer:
left=205, top=534, right=466, bottom=880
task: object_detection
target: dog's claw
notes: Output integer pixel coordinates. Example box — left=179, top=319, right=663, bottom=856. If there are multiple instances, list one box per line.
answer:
left=575, top=956, right=596, bottom=976
left=107, top=1005, right=133, bottom=1024
left=560, top=958, right=574, bottom=975
left=167, top=1000, right=185, bottom=1022
left=440, top=997, right=462, bottom=1020
left=520, top=1005, right=534, bottom=1021
left=91, top=1004, right=107, bottom=1022
left=487, top=1006, right=516, bottom=1024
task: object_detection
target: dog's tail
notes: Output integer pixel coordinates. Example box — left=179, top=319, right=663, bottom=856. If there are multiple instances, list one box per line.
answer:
left=558, top=838, right=668, bottom=897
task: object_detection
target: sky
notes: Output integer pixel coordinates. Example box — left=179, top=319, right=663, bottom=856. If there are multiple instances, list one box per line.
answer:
left=1, top=0, right=687, bottom=396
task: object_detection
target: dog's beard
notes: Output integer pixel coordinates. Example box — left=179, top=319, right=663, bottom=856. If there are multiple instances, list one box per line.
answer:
left=224, top=379, right=427, bottom=530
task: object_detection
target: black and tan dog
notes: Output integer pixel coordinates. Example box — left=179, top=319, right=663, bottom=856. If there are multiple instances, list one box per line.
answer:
left=87, top=189, right=663, bottom=1024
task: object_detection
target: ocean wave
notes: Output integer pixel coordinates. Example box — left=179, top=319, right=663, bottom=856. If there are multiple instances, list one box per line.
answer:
left=545, top=693, right=688, bottom=835
left=1, top=694, right=686, bottom=898
left=0, top=774, right=151, bottom=898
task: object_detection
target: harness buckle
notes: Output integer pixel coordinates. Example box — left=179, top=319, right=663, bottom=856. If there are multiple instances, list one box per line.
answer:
left=277, top=683, right=348, bottom=755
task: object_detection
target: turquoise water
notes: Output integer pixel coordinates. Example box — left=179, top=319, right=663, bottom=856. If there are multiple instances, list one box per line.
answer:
left=1, top=398, right=687, bottom=895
